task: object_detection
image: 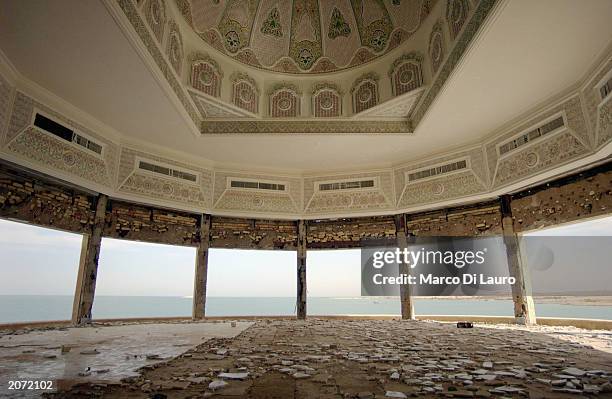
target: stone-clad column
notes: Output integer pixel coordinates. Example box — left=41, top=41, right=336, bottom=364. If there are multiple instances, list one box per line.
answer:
left=297, top=220, right=307, bottom=320
left=500, top=195, right=536, bottom=325
left=193, top=214, right=211, bottom=320
left=71, top=194, right=108, bottom=325
left=395, top=215, right=415, bottom=320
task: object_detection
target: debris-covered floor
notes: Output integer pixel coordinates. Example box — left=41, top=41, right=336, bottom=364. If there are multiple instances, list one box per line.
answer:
left=0, top=321, right=252, bottom=398
left=3, top=319, right=607, bottom=398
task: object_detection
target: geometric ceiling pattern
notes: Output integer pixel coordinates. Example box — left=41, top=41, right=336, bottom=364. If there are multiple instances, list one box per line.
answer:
left=176, top=0, right=436, bottom=74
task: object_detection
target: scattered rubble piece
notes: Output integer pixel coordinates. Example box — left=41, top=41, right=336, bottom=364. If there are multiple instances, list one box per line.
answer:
left=208, top=379, right=228, bottom=390
left=218, top=372, right=249, bottom=380
left=563, top=367, right=586, bottom=377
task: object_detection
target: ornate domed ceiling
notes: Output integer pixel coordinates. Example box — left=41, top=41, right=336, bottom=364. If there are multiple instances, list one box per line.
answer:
left=175, top=0, right=437, bottom=74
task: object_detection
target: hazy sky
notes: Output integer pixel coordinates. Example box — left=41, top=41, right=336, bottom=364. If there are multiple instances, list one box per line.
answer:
left=0, top=219, right=361, bottom=297
left=0, top=216, right=609, bottom=297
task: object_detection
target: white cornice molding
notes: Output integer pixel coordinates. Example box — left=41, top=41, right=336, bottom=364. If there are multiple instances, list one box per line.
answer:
left=579, top=38, right=612, bottom=90
left=0, top=49, right=19, bottom=86
left=413, top=0, right=510, bottom=129
left=102, top=0, right=201, bottom=138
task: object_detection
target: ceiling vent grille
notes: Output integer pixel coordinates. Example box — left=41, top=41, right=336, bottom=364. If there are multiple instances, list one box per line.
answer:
left=318, top=179, right=375, bottom=191
left=407, top=160, right=467, bottom=182
left=34, top=113, right=103, bottom=155
left=600, top=76, right=612, bottom=101
left=230, top=180, right=286, bottom=191
left=138, top=160, right=198, bottom=183
left=499, top=116, right=564, bottom=156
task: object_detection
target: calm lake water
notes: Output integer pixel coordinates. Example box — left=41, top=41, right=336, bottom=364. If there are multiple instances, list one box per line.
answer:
left=0, top=295, right=611, bottom=323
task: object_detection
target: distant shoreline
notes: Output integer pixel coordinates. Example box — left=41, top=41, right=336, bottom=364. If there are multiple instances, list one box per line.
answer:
left=1, top=294, right=611, bottom=307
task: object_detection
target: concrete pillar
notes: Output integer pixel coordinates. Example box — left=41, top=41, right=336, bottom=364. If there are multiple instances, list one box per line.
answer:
left=500, top=195, right=536, bottom=325
left=71, top=194, right=108, bottom=325
left=395, top=215, right=415, bottom=320
left=193, top=214, right=211, bottom=320
left=297, top=220, right=307, bottom=319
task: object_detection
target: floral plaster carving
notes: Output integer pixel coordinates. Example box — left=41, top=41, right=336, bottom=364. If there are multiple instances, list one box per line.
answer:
left=446, top=0, right=470, bottom=40
left=190, top=53, right=223, bottom=97
left=118, top=147, right=213, bottom=207
left=121, top=172, right=208, bottom=206
left=306, top=191, right=390, bottom=214
left=485, top=95, right=591, bottom=187
left=6, top=92, right=33, bottom=144
left=312, top=83, right=342, bottom=117
left=231, top=72, right=259, bottom=113
left=352, top=72, right=379, bottom=113
left=303, top=171, right=394, bottom=214
left=328, top=7, right=351, bottom=39
left=388, top=53, right=423, bottom=96
left=0, top=73, right=12, bottom=146
left=261, top=6, right=283, bottom=37
left=494, top=131, right=588, bottom=186
left=145, top=0, right=166, bottom=42
left=5, top=92, right=119, bottom=187
left=580, top=59, right=612, bottom=148
left=172, top=0, right=435, bottom=74
left=166, top=20, right=183, bottom=74
left=199, top=119, right=413, bottom=134
left=269, top=83, right=301, bottom=117
left=428, top=20, right=445, bottom=75
left=597, top=97, right=612, bottom=146
left=215, top=190, right=299, bottom=214
left=8, top=128, right=112, bottom=187
left=399, top=171, right=485, bottom=207
left=116, top=0, right=496, bottom=133
left=212, top=171, right=302, bottom=212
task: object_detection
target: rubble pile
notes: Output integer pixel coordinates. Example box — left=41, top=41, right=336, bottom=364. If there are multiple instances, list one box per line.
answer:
left=48, top=319, right=612, bottom=398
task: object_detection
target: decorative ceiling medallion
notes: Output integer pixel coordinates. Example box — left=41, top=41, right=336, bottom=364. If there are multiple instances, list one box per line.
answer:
left=62, top=150, right=77, bottom=167
left=352, top=0, right=393, bottom=53
left=261, top=6, right=283, bottom=37
left=217, top=0, right=258, bottom=54
left=190, top=53, right=223, bottom=97
left=145, top=0, right=166, bottom=42
left=447, top=0, right=470, bottom=40
left=428, top=20, right=445, bottom=75
left=231, top=72, right=259, bottom=114
left=328, top=8, right=351, bottom=39
left=269, top=83, right=301, bottom=117
left=176, top=0, right=436, bottom=74
left=289, top=0, right=322, bottom=70
left=118, top=0, right=498, bottom=134
left=150, top=0, right=161, bottom=23
left=525, top=152, right=539, bottom=168
left=166, top=21, right=183, bottom=74
left=389, top=53, right=423, bottom=96
left=313, top=83, right=342, bottom=117
left=431, top=182, right=445, bottom=196
left=352, top=72, right=379, bottom=114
